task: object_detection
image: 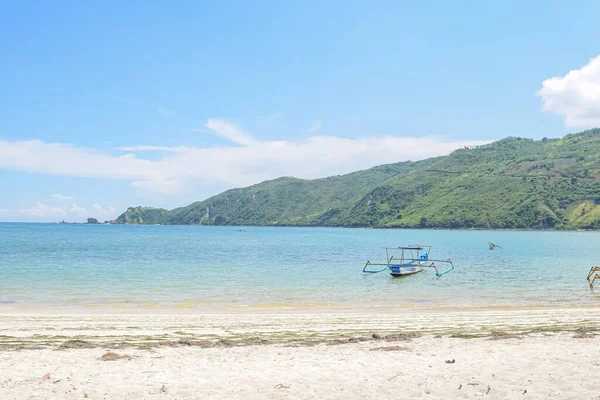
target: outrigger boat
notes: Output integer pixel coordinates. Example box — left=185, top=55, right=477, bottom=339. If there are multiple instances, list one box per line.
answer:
left=363, top=245, right=454, bottom=277
left=587, top=265, right=600, bottom=288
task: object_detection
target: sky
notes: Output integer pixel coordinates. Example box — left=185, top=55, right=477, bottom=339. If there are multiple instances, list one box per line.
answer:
left=1, top=0, right=600, bottom=222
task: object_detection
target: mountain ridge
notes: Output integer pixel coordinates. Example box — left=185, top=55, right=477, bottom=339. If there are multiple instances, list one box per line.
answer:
left=113, top=129, right=600, bottom=229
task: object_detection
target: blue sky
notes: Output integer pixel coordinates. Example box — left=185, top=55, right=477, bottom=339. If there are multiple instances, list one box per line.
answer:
left=1, top=0, right=600, bottom=221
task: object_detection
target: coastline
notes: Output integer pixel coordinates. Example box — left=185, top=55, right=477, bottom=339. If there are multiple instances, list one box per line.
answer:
left=2, top=302, right=600, bottom=315
left=101, top=221, right=600, bottom=232
left=2, top=306, right=600, bottom=349
left=2, top=307, right=600, bottom=399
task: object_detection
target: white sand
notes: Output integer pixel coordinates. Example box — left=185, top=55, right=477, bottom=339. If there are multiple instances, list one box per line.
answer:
left=1, top=308, right=600, bottom=399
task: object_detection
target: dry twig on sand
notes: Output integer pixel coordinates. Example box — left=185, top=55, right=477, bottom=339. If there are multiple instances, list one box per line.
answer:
left=99, top=352, right=133, bottom=361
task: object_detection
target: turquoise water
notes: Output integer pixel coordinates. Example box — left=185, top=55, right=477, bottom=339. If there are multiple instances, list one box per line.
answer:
left=1, top=223, right=600, bottom=310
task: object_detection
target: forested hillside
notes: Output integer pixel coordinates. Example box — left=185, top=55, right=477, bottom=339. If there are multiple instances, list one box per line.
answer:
left=113, top=129, right=600, bottom=229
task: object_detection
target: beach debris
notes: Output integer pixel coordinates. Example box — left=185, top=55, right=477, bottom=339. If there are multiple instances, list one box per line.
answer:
left=458, top=384, right=462, bottom=390
left=9, top=378, right=29, bottom=388
left=84, top=394, right=89, bottom=398
left=572, top=326, right=597, bottom=338
left=99, top=352, right=133, bottom=361
left=41, top=372, right=60, bottom=383
left=372, top=333, right=381, bottom=339
left=384, top=332, right=421, bottom=342
left=370, top=345, right=410, bottom=352
left=489, top=331, right=522, bottom=340
left=150, top=384, right=169, bottom=394
left=388, top=373, right=402, bottom=382
left=450, top=332, right=481, bottom=339
left=445, top=359, right=455, bottom=364
left=517, top=374, right=532, bottom=382
left=274, top=384, right=291, bottom=389
left=348, top=335, right=365, bottom=343
left=486, top=385, right=491, bottom=394
left=58, top=339, right=94, bottom=349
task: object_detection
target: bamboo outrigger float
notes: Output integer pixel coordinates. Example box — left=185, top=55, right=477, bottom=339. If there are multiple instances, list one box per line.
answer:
left=587, top=265, right=600, bottom=288
left=363, top=245, right=454, bottom=277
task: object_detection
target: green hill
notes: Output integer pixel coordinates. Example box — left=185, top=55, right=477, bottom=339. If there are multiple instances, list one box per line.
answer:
left=112, top=129, right=600, bottom=229
left=112, top=206, right=172, bottom=225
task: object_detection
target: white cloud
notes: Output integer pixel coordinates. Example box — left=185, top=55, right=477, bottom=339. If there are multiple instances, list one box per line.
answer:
left=307, top=120, right=323, bottom=133
left=69, top=203, right=88, bottom=217
left=51, top=194, right=75, bottom=201
left=0, top=120, right=490, bottom=199
left=204, top=119, right=256, bottom=146
left=538, top=55, right=600, bottom=127
left=92, top=204, right=117, bottom=218
left=19, top=202, right=67, bottom=218
left=6, top=201, right=117, bottom=222
left=0, top=139, right=162, bottom=181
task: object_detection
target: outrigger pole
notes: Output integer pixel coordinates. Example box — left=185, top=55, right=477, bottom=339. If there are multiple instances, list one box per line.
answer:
left=363, top=259, right=454, bottom=277
left=587, top=265, right=600, bottom=288
left=363, top=245, right=454, bottom=277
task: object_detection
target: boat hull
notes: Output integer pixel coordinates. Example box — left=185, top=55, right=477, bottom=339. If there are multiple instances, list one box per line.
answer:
left=389, top=266, right=424, bottom=277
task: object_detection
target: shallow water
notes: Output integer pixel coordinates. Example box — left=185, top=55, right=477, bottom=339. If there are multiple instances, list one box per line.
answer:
left=1, top=223, right=599, bottom=310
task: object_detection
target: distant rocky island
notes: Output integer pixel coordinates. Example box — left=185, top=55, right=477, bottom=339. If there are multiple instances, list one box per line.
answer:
left=59, top=218, right=108, bottom=224
left=112, top=129, right=600, bottom=230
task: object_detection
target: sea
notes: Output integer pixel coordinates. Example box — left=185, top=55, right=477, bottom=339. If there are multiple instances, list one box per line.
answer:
left=1, top=222, right=599, bottom=311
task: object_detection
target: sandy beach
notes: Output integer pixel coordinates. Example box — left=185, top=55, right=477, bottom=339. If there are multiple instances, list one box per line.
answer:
left=1, top=307, right=600, bottom=399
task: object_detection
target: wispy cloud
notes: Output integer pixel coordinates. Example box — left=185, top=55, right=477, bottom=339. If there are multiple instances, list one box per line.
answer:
left=119, top=145, right=182, bottom=152
left=69, top=203, right=88, bottom=217
left=19, top=202, right=68, bottom=218
left=50, top=194, right=75, bottom=201
left=0, top=120, right=489, bottom=198
left=8, top=200, right=118, bottom=222
left=204, top=119, right=256, bottom=146
left=92, top=204, right=117, bottom=217
left=156, top=106, right=178, bottom=119
left=109, top=95, right=138, bottom=105
left=307, top=120, right=323, bottom=133
left=538, top=55, right=600, bottom=127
